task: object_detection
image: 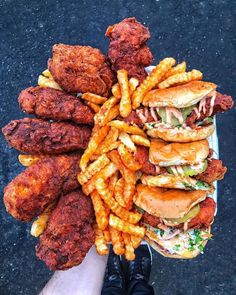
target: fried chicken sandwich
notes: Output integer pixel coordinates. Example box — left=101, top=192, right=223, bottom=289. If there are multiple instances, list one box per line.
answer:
left=140, top=139, right=227, bottom=191
left=134, top=184, right=215, bottom=258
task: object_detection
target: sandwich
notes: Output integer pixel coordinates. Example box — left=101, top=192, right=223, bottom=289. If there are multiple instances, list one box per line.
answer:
left=140, top=139, right=227, bottom=191
left=129, top=81, right=233, bottom=142
left=134, top=184, right=215, bottom=258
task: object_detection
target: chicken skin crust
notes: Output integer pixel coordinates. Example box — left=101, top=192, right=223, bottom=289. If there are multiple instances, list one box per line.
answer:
left=2, top=118, right=91, bottom=154
left=106, top=17, right=153, bottom=81
left=18, top=86, right=94, bottom=125
left=3, top=155, right=81, bottom=222
left=36, top=189, right=95, bottom=271
left=48, top=44, right=115, bottom=96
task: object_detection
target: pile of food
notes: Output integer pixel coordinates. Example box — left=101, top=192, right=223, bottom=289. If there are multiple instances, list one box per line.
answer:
left=2, top=18, right=234, bottom=270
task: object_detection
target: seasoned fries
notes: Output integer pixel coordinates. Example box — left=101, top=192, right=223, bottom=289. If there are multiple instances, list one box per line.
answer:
left=130, top=135, right=151, bottom=147
left=123, top=233, right=136, bottom=260
left=103, top=228, right=111, bottom=242
left=110, top=226, right=125, bottom=255
left=18, top=154, right=45, bottom=166
left=117, top=69, right=132, bottom=118
left=38, top=70, right=62, bottom=90
left=91, top=190, right=109, bottom=230
left=132, top=57, right=176, bottom=109
left=80, top=125, right=109, bottom=171
left=109, top=214, right=145, bottom=238
left=78, top=154, right=110, bottom=185
left=31, top=202, right=56, bottom=237
left=129, top=77, right=139, bottom=94
left=108, top=171, right=119, bottom=196
left=118, top=143, right=142, bottom=171
left=130, top=235, right=142, bottom=249
left=108, top=120, right=147, bottom=137
left=114, top=178, right=126, bottom=207
left=119, top=132, right=136, bottom=152
left=95, top=226, right=109, bottom=255
left=158, top=69, right=203, bottom=89
left=86, top=101, right=101, bottom=113
left=112, top=83, right=121, bottom=98
left=95, top=178, right=141, bottom=224
left=82, top=93, right=107, bottom=104
left=94, top=96, right=120, bottom=126
left=161, top=61, right=186, bottom=81
left=82, top=162, right=118, bottom=195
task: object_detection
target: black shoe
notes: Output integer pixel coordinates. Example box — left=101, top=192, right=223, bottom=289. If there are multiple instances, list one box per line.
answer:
left=127, top=244, right=152, bottom=283
left=102, top=246, right=126, bottom=289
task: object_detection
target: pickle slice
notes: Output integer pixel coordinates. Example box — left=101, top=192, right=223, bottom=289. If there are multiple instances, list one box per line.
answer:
left=165, top=204, right=200, bottom=225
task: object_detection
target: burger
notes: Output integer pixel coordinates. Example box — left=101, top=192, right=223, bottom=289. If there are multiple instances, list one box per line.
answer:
left=134, top=184, right=215, bottom=258
left=126, top=81, right=234, bottom=142
left=140, top=139, right=227, bottom=191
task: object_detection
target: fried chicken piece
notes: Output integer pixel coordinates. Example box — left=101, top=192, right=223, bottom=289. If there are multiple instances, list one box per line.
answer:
left=18, top=86, right=94, bottom=125
left=187, top=198, right=216, bottom=229
left=197, top=159, right=227, bottom=183
left=36, top=190, right=95, bottom=270
left=186, top=92, right=234, bottom=128
left=141, top=198, right=215, bottom=230
left=48, top=44, right=115, bottom=96
left=134, top=146, right=165, bottom=175
left=106, top=17, right=153, bottom=81
left=2, top=118, right=91, bottom=154
left=3, top=155, right=81, bottom=221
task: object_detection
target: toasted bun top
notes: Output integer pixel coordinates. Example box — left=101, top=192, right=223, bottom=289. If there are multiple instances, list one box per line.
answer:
left=149, top=139, right=209, bottom=166
left=143, top=81, right=217, bottom=108
left=134, top=184, right=207, bottom=218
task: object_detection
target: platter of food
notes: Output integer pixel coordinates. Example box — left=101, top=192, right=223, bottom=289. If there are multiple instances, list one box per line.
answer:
left=2, top=17, right=234, bottom=270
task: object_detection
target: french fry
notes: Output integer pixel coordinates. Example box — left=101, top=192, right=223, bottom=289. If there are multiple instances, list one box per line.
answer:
left=95, top=226, right=109, bottom=255
left=91, top=190, right=109, bottom=230
left=158, top=69, right=203, bottom=89
left=108, top=150, right=136, bottom=210
left=160, top=61, right=186, bottom=81
left=123, top=233, right=136, bottom=260
left=108, top=120, right=147, bottom=138
left=118, top=143, right=142, bottom=171
left=130, top=235, right=142, bottom=249
left=119, top=132, right=136, bottom=152
left=96, top=141, right=120, bottom=154
left=94, top=96, right=120, bottom=126
left=109, top=214, right=145, bottom=238
left=95, top=178, right=141, bottom=224
left=114, top=178, right=126, bottom=207
left=108, top=171, right=119, bottom=196
left=18, top=154, right=45, bottom=166
left=112, top=83, right=121, bottom=99
left=110, top=226, right=125, bottom=255
left=130, top=135, right=151, bottom=147
left=129, top=77, right=139, bottom=94
left=42, top=69, right=52, bottom=78
left=78, top=154, right=110, bottom=185
left=80, top=125, right=109, bottom=171
left=95, top=127, right=119, bottom=155
left=104, top=105, right=120, bottom=125
left=117, top=69, right=132, bottom=118
left=82, top=93, right=107, bottom=104
left=86, top=101, right=100, bottom=113
left=82, top=162, right=118, bottom=195
left=38, top=75, right=62, bottom=90
left=132, top=57, right=176, bottom=109
left=103, top=228, right=111, bottom=242
left=31, top=202, right=56, bottom=237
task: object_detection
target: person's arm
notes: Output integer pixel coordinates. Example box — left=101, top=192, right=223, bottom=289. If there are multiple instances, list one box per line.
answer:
left=40, top=246, right=108, bottom=295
